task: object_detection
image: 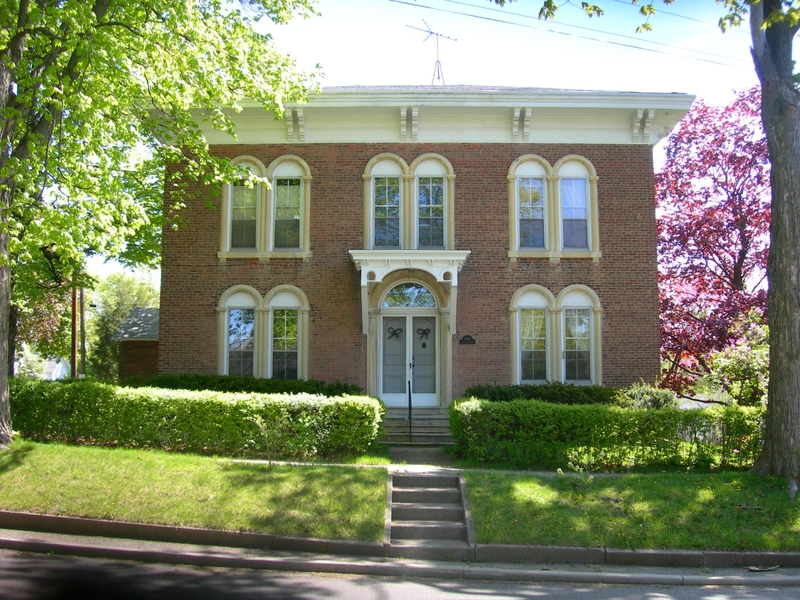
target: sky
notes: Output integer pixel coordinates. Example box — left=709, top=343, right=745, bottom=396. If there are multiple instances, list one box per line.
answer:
left=89, top=0, right=788, bottom=281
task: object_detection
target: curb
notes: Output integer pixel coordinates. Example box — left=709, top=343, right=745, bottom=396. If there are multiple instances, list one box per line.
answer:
left=1, top=529, right=800, bottom=587
left=2, top=510, right=800, bottom=584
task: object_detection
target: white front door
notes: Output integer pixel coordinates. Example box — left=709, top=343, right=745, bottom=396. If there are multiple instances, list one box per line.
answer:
left=380, top=314, right=438, bottom=407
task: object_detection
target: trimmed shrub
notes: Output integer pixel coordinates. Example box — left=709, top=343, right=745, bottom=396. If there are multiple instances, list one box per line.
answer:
left=463, top=382, right=619, bottom=405
left=617, top=381, right=679, bottom=409
left=10, top=379, right=384, bottom=458
left=123, top=374, right=363, bottom=397
left=450, top=397, right=764, bottom=469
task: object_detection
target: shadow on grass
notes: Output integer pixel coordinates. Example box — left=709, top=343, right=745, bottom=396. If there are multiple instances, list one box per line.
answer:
left=216, top=461, right=385, bottom=542
left=465, top=470, right=800, bottom=551
left=0, top=440, right=35, bottom=475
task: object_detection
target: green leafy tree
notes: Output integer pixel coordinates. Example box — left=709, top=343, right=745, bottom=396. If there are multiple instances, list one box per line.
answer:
left=493, top=0, right=800, bottom=498
left=87, top=273, right=159, bottom=383
left=707, top=314, right=770, bottom=407
left=0, top=0, right=317, bottom=447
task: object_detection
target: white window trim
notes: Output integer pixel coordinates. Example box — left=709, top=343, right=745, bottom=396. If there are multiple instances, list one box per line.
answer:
left=508, top=154, right=602, bottom=263
left=218, top=155, right=312, bottom=263
left=556, top=285, right=603, bottom=385
left=217, top=284, right=310, bottom=379
left=363, top=153, right=455, bottom=251
left=510, top=284, right=603, bottom=385
left=509, top=284, right=557, bottom=384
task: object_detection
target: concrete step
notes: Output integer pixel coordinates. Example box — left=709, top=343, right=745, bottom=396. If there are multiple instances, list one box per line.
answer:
left=382, top=434, right=454, bottom=445
left=392, top=502, right=464, bottom=521
left=383, top=421, right=451, bottom=430
left=392, top=474, right=460, bottom=489
left=391, top=521, right=467, bottom=541
left=388, top=539, right=471, bottom=560
left=392, top=488, right=461, bottom=504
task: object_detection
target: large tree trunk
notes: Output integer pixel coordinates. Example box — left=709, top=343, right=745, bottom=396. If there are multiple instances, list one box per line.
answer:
left=7, top=304, right=17, bottom=379
left=0, top=226, right=11, bottom=448
left=748, top=1, right=800, bottom=500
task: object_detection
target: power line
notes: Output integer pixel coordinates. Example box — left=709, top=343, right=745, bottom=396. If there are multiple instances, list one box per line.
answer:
left=437, top=0, right=751, bottom=65
left=609, top=0, right=750, bottom=34
left=388, top=0, right=752, bottom=70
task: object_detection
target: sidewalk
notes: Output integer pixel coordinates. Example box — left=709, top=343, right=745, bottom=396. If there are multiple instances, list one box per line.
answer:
left=2, top=526, right=800, bottom=587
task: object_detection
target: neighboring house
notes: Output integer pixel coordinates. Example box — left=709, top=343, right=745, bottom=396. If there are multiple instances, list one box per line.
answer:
left=112, top=307, right=159, bottom=380
left=156, top=85, right=693, bottom=408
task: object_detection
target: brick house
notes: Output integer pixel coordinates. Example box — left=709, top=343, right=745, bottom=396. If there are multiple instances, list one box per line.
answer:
left=156, top=86, right=693, bottom=408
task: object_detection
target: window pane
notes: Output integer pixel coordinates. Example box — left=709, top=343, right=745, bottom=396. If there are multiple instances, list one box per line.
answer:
left=374, top=177, right=401, bottom=248
left=564, top=308, right=591, bottom=382
left=231, top=183, right=257, bottom=249
left=272, top=309, right=298, bottom=380
left=561, top=179, right=588, bottom=248
left=228, top=309, right=255, bottom=377
left=520, top=308, right=547, bottom=381
left=520, top=219, right=545, bottom=248
left=383, top=283, right=436, bottom=308
left=273, top=178, right=301, bottom=249
left=418, top=177, right=444, bottom=248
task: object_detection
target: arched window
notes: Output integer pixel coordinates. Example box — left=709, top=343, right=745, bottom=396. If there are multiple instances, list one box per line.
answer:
left=508, top=154, right=601, bottom=262
left=218, top=155, right=312, bottom=261
left=267, top=155, right=312, bottom=258
left=383, top=282, right=436, bottom=308
left=363, top=153, right=455, bottom=251
left=217, top=286, right=261, bottom=377
left=553, top=156, right=601, bottom=260
left=265, top=285, right=310, bottom=380
left=510, top=285, right=557, bottom=384
left=217, top=284, right=310, bottom=379
left=556, top=285, right=603, bottom=384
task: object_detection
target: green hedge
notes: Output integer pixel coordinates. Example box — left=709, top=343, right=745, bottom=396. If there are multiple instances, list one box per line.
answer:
left=10, top=379, right=384, bottom=458
left=123, top=374, right=363, bottom=397
left=450, top=398, right=764, bottom=469
left=463, top=382, right=620, bottom=405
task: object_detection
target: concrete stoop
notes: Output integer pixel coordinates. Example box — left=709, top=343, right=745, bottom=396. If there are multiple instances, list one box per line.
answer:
left=382, top=408, right=453, bottom=446
left=386, top=473, right=476, bottom=561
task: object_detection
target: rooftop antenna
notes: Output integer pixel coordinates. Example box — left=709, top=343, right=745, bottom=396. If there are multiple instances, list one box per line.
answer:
left=406, top=20, right=457, bottom=86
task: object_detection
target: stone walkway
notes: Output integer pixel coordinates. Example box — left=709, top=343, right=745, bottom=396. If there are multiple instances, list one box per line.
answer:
left=388, top=446, right=454, bottom=467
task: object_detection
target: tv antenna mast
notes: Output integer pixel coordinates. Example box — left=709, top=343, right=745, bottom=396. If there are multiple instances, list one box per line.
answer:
left=407, top=21, right=457, bottom=86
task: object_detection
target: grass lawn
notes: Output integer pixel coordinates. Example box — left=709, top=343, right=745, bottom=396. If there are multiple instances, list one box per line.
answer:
left=0, top=440, right=386, bottom=542
left=465, top=471, right=800, bottom=551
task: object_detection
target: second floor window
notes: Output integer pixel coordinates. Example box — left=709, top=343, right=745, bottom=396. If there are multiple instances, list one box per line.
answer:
left=417, top=176, right=445, bottom=248
left=518, top=177, right=545, bottom=249
left=273, top=177, right=302, bottom=249
left=374, top=176, right=401, bottom=248
left=561, top=178, right=588, bottom=249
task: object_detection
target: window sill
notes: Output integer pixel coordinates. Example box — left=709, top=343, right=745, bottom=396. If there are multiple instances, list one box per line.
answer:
left=509, top=250, right=602, bottom=263
left=218, top=251, right=312, bottom=263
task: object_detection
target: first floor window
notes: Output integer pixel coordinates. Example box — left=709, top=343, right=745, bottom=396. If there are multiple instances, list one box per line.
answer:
left=564, top=308, right=591, bottom=381
left=228, top=308, right=255, bottom=377
left=520, top=308, right=547, bottom=382
left=272, top=308, right=299, bottom=379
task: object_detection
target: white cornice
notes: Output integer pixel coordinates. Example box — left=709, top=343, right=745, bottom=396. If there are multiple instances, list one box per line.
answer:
left=206, top=86, right=695, bottom=146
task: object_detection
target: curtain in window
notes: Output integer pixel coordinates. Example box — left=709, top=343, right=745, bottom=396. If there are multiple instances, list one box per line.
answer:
left=561, top=179, right=588, bottom=248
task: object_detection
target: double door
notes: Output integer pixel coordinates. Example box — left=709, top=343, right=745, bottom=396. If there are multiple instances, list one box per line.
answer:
left=381, top=314, right=437, bottom=407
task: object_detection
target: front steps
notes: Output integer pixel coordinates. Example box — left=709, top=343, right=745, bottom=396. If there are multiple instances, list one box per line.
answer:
left=382, top=408, right=453, bottom=446
left=386, top=472, right=475, bottom=560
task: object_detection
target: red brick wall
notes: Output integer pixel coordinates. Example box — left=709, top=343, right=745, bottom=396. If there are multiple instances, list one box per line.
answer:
left=120, top=341, right=159, bottom=380
left=159, top=143, right=659, bottom=393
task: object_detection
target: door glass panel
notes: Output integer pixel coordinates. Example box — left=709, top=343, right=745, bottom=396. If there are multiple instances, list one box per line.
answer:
left=382, top=317, right=406, bottom=394
left=412, top=317, right=436, bottom=394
